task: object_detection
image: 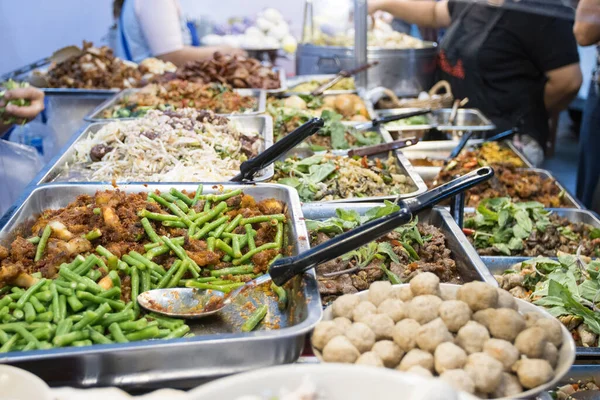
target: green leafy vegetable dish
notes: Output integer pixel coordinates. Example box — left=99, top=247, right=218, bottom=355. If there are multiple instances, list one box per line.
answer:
left=306, top=201, right=462, bottom=304
left=274, top=152, right=415, bottom=202
left=383, top=114, right=430, bottom=131
left=496, top=252, right=600, bottom=347
left=463, top=197, right=600, bottom=257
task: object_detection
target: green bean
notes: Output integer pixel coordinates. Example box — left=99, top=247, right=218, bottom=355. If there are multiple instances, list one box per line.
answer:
left=245, top=224, right=256, bottom=251
left=0, top=297, right=12, bottom=310
left=37, top=341, right=52, bottom=350
left=185, top=281, right=244, bottom=293
left=101, top=309, right=135, bottom=327
left=137, top=218, right=161, bottom=245
left=87, top=327, right=113, bottom=345
left=193, top=201, right=226, bottom=225
left=59, top=267, right=103, bottom=294
left=109, top=271, right=121, bottom=289
left=96, top=245, right=115, bottom=260
left=119, top=318, right=148, bottom=332
left=56, top=319, right=73, bottom=336
left=122, top=254, right=145, bottom=269
left=125, top=325, right=159, bottom=341
left=203, top=199, right=212, bottom=212
left=55, top=286, right=73, bottom=297
left=14, top=279, right=46, bottom=310
left=68, top=315, right=83, bottom=322
left=34, top=225, right=52, bottom=262
left=141, top=269, right=151, bottom=293
left=196, top=276, right=219, bottom=283
left=209, top=189, right=242, bottom=202
left=72, top=254, right=98, bottom=276
left=144, top=237, right=185, bottom=259
left=275, top=222, right=284, bottom=248
left=0, top=307, right=9, bottom=320
left=53, top=331, right=89, bottom=347
left=175, top=199, right=189, bottom=213
left=193, top=216, right=229, bottom=240
left=157, top=260, right=181, bottom=289
left=164, top=324, right=190, bottom=339
left=211, top=223, right=227, bottom=239
left=223, top=255, right=232, bottom=262
left=138, top=209, right=179, bottom=222
left=22, top=341, right=37, bottom=351
left=232, top=243, right=279, bottom=266
left=167, top=260, right=189, bottom=288
left=2, top=324, right=39, bottom=348
left=76, top=292, right=125, bottom=311
left=271, top=283, right=287, bottom=311
left=240, top=214, right=285, bottom=226
left=232, top=235, right=242, bottom=259
left=28, top=295, right=45, bottom=314
left=35, top=311, right=53, bottom=322
left=156, top=328, right=171, bottom=338
left=222, top=215, right=242, bottom=234
left=161, top=236, right=187, bottom=261
left=207, top=237, right=216, bottom=252
left=49, top=283, right=61, bottom=323
left=34, top=290, right=52, bottom=303
left=87, top=269, right=102, bottom=282
left=129, top=251, right=166, bottom=274
left=148, top=316, right=184, bottom=330
left=23, top=303, right=36, bottom=323
left=84, top=228, right=102, bottom=241
left=31, top=327, right=51, bottom=341
left=144, top=242, right=161, bottom=251
left=0, top=329, right=9, bottom=345
left=12, top=309, right=24, bottom=320
left=118, top=261, right=131, bottom=274
left=97, top=287, right=121, bottom=299
left=159, top=192, right=178, bottom=203
left=93, top=207, right=101, bottom=215
left=66, top=255, right=86, bottom=271
left=107, top=256, right=118, bottom=270
left=149, top=193, right=194, bottom=226
left=215, top=239, right=235, bottom=258
left=0, top=334, right=18, bottom=352
left=192, top=184, right=204, bottom=206
left=162, top=220, right=187, bottom=228
left=186, top=262, right=199, bottom=278
left=131, top=267, right=140, bottom=313
left=72, top=339, right=93, bottom=347
left=241, top=305, right=268, bottom=332
left=73, top=303, right=111, bottom=330
left=108, top=322, right=128, bottom=343
left=169, top=188, right=193, bottom=206
left=27, top=236, right=40, bottom=244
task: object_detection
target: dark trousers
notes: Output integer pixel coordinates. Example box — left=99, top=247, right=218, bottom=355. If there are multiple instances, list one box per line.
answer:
left=577, top=80, right=600, bottom=209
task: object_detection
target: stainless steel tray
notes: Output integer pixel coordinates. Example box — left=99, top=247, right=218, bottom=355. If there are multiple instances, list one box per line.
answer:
left=376, top=108, right=495, bottom=132
left=536, top=365, right=600, bottom=398
left=84, top=88, right=267, bottom=122
left=34, top=115, right=274, bottom=184
left=301, top=203, right=498, bottom=285
left=265, top=67, right=288, bottom=94
left=286, top=74, right=357, bottom=95
left=0, top=183, right=322, bottom=388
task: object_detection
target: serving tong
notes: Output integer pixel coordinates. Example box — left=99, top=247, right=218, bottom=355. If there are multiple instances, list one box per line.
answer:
left=310, top=61, right=380, bottom=96
left=138, top=167, right=494, bottom=318
left=446, top=128, right=517, bottom=162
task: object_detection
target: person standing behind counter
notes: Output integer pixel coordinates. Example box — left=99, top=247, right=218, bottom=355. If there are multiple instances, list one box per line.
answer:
left=368, top=0, right=582, bottom=166
left=113, top=0, right=245, bottom=65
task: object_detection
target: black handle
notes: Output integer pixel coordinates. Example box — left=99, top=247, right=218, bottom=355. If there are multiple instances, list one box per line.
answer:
left=372, top=108, right=432, bottom=127
left=484, top=128, right=516, bottom=143
left=347, top=136, right=419, bottom=157
left=342, top=61, right=380, bottom=77
left=270, top=167, right=494, bottom=286
left=230, top=118, right=324, bottom=182
left=448, top=131, right=475, bottom=160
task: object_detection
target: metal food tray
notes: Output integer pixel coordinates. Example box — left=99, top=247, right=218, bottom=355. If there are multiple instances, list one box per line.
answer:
left=285, top=74, right=357, bottom=95
left=83, top=88, right=267, bottom=122
left=538, top=365, right=600, bottom=397
left=301, top=203, right=498, bottom=285
left=0, top=183, right=322, bottom=388
left=33, top=114, right=274, bottom=184
left=265, top=67, right=288, bottom=94
left=376, top=108, right=495, bottom=132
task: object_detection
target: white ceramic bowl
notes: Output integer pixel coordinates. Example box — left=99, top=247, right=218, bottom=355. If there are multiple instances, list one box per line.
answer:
left=188, top=363, right=478, bottom=400
left=0, top=365, right=52, bottom=400
left=314, top=283, right=576, bottom=400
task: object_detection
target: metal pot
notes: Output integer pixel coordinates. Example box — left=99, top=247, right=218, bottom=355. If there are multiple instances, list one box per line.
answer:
left=295, top=43, right=438, bottom=96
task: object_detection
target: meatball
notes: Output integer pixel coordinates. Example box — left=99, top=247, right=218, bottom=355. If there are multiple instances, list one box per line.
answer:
left=311, top=321, right=342, bottom=350
left=439, top=300, right=472, bottom=332
left=535, top=318, right=563, bottom=347
left=416, top=318, right=453, bottom=352
left=492, top=372, right=524, bottom=398
left=464, top=352, right=504, bottom=394
left=322, top=336, right=360, bottom=363
left=333, top=317, right=352, bottom=332
left=410, top=272, right=440, bottom=296
left=483, top=339, right=520, bottom=371
left=543, top=342, right=558, bottom=368
left=394, top=286, right=413, bottom=302
left=407, top=365, right=433, bottom=378
left=440, top=369, right=475, bottom=394
left=332, top=294, right=360, bottom=320
left=473, top=309, right=496, bottom=329
left=352, top=301, right=377, bottom=323
left=456, top=321, right=490, bottom=354
left=363, top=313, right=395, bottom=340
left=368, top=281, right=392, bottom=306
left=345, top=322, right=376, bottom=353
left=439, top=285, right=457, bottom=301
left=514, top=327, right=547, bottom=358
left=397, top=349, right=434, bottom=372
left=524, top=311, right=543, bottom=328
left=408, top=295, right=442, bottom=324
left=392, top=318, right=420, bottom=352
left=434, top=342, right=467, bottom=374
left=372, top=340, right=404, bottom=368
left=513, top=358, right=554, bottom=389
left=496, top=288, right=518, bottom=310
left=355, top=351, right=384, bottom=367
left=488, top=308, right=526, bottom=341
left=377, top=299, right=406, bottom=323
left=457, top=281, right=498, bottom=312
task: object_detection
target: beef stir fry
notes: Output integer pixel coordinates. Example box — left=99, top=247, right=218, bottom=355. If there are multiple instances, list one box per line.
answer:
left=306, top=202, right=461, bottom=304
left=0, top=187, right=287, bottom=351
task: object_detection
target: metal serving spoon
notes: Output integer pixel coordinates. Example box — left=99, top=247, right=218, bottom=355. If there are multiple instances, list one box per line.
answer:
left=137, top=167, right=493, bottom=318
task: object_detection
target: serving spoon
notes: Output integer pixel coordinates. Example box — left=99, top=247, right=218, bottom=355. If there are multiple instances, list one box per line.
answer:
left=137, top=167, right=493, bottom=318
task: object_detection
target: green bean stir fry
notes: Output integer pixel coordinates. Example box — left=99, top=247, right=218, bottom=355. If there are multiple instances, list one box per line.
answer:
left=0, top=186, right=288, bottom=353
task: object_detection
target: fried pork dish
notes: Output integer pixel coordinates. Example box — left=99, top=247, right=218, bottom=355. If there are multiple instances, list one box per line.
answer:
left=274, top=153, right=415, bottom=202
left=174, top=52, right=281, bottom=90
left=101, top=80, right=257, bottom=118
left=307, top=203, right=461, bottom=304
left=268, top=93, right=370, bottom=121
left=0, top=187, right=287, bottom=351
left=70, top=109, right=262, bottom=182
left=435, top=152, right=569, bottom=207
left=409, top=142, right=525, bottom=168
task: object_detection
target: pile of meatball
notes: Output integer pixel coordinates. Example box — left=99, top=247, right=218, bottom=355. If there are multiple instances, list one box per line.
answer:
left=311, top=273, right=567, bottom=399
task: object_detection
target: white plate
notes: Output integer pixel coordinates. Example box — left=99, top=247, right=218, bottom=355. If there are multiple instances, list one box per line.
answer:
left=0, top=365, right=52, bottom=400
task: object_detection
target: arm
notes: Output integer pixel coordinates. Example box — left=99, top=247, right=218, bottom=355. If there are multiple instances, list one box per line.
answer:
left=574, top=0, right=600, bottom=46
left=0, top=87, right=45, bottom=136
left=544, top=63, right=583, bottom=114
left=368, top=0, right=451, bottom=28
left=156, top=46, right=246, bottom=66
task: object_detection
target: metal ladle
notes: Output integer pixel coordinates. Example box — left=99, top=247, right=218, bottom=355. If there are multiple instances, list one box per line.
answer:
left=137, top=167, right=494, bottom=318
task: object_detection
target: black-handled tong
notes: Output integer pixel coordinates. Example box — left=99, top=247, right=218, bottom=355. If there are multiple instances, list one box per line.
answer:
left=446, top=128, right=517, bottom=162
left=484, top=128, right=516, bottom=143
left=355, top=108, right=432, bottom=131
left=230, top=118, right=324, bottom=182
left=311, top=61, right=380, bottom=96
left=269, top=167, right=494, bottom=285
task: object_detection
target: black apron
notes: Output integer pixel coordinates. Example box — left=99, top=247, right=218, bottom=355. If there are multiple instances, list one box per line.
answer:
left=437, top=5, right=536, bottom=139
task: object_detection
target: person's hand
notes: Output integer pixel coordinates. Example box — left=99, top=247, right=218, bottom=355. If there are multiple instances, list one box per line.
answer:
left=368, top=0, right=387, bottom=15
left=222, top=47, right=248, bottom=58
left=0, top=87, right=45, bottom=125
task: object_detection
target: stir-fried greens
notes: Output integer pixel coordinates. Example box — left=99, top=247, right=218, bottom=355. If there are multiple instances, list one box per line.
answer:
left=464, top=198, right=600, bottom=257
left=268, top=93, right=370, bottom=121
left=496, top=253, right=600, bottom=347
left=274, top=153, right=415, bottom=202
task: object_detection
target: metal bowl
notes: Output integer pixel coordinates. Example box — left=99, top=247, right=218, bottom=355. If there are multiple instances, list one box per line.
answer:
left=313, top=283, right=576, bottom=400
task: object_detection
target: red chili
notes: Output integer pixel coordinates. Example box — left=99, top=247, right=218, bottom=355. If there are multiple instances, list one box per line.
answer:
left=462, top=228, right=475, bottom=235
